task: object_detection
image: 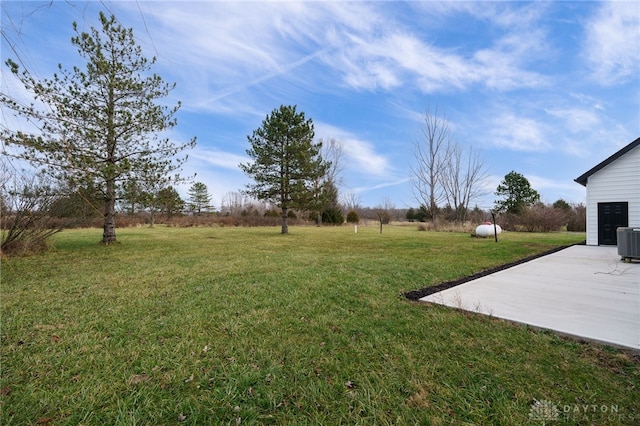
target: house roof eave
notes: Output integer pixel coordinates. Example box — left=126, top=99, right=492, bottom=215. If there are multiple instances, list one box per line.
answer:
left=574, top=137, right=640, bottom=187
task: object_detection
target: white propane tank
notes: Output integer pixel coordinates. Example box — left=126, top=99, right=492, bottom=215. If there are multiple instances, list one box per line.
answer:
left=475, top=222, right=502, bottom=237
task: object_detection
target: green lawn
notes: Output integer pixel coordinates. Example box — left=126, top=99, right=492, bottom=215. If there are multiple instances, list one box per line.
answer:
left=1, top=225, right=638, bottom=425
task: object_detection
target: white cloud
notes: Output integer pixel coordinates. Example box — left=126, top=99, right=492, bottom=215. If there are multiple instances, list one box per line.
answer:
left=133, top=0, right=552, bottom=103
left=481, top=2, right=549, bottom=29
left=488, top=113, right=551, bottom=152
left=315, top=122, right=393, bottom=177
left=528, top=174, right=580, bottom=191
left=472, top=30, right=550, bottom=90
left=342, top=138, right=391, bottom=174
left=352, top=177, right=410, bottom=195
left=111, top=0, right=555, bottom=119
left=125, top=2, right=340, bottom=114
left=584, top=1, right=640, bottom=84
left=370, top=2, right=552, bottom=92
left=545, top=108, right=600, bottom=134
left=381, top=33, right=475, bottom=91
left=407, top=1, right=548, bottom=29
left=327, top=25, right=549, bottom=94
left=569, top=92, right=607, bottom=111
left=190, top=148, right=248, bottom=171
left=527, top=174, right=586, bottom=203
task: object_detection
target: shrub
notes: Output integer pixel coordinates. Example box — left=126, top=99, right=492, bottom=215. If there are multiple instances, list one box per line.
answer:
left=1, top=172, right=64, bottom=256
left=497, top=213, right=519, bottom=231
left=322, top=207, right=344, bottom=225
left=217, top=216, right=240, bottom=227
left=346, top=210, right=359, bottom=224
left=517, top=204, right=567, bottom=232
left=566, top=204, right=586, bottom=232
left=467, top=206, right=488, bottom=225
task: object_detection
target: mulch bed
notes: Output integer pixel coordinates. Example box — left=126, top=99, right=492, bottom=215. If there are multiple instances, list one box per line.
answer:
left=404, top=242, right=585, bottom=301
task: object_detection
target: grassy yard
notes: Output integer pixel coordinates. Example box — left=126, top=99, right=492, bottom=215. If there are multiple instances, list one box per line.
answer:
left=1, top=225, right=637, bottom=425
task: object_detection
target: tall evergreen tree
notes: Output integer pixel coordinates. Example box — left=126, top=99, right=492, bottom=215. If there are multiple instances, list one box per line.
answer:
left=120, top=180, right=143, bottom=216
left=320, top=181, right=344, bottom=225
left=188, top=182, right=213, bottom=215
left=240, top=105, right=328, bottom=234
left=1, top=12, right=195, bottom=244
left=157, top=186, right=185, bottom=219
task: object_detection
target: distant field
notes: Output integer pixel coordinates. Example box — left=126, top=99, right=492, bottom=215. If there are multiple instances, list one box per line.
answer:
left=2, top=225, right=637, bottom=425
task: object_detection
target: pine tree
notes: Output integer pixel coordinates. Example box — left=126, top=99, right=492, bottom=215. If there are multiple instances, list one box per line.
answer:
left=494, top=171, right=541, bottom=214
left=240, top=105, right=328, bottom=234
left=157, top=187, right=185, bottom=219
left=188, top=182, right=213, bottom=215
left=320, top=181, right=344, bottom=225
left=1, top=12, right=195, bottom=244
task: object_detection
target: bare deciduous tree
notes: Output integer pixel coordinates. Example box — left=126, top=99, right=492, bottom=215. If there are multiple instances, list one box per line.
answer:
left=313, top=138, right=345, bottom=225
left=375, top=197, right=395, bottom=234
left=341, top=190, right=362, bottom=212
left=410, top=107, right=451, bottom=226
left=321, top=138, right=345, bottom=188
left=441, top=143, right=489, bottom=223
left=221, top=192, right=249, bottom=215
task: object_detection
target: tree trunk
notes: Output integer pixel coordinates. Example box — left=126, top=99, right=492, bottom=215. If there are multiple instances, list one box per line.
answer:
left=104, top=79, right=117, bottom=245
left=102, top=179, right=117, bottom=244
left=281, top=207, right=288, bottom=234
left=430, top=197, right=437, bottom=227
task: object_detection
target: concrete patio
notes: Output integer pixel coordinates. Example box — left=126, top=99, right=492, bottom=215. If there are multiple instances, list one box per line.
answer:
left=420, top=245, right=640, bottom=350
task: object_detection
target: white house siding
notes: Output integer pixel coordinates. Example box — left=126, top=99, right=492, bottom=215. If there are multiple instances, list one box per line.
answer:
left=585, top=145, right=640, bottom=245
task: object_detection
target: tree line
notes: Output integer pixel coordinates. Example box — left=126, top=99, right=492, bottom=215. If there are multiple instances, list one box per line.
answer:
left=1, top=12, right=585, bottom=255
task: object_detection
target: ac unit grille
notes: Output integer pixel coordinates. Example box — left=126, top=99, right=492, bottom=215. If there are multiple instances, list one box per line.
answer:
left=617, top=227, right=640, bottom=261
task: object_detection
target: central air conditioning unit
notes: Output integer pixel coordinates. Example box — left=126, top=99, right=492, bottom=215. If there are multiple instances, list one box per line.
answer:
left=617, top=227, right=640, bottom=262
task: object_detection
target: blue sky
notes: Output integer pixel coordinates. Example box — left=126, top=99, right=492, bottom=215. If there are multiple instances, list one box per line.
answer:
left=2, top=1, right=639, bottom=210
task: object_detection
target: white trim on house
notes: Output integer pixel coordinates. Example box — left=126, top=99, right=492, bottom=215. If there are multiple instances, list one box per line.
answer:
left=581, top=143, right=640, bottom=245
